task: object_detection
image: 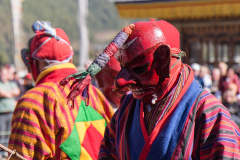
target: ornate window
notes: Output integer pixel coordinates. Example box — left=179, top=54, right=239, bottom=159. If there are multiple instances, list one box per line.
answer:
left=208, top=42, right=215, bottom=63
left=234, top=43, right=240, bottom=63
left=202, top=42, right=207, bottom=63
left=222, top=43, right=229, bottom=62
left=217, top=43, right=229, bottom=62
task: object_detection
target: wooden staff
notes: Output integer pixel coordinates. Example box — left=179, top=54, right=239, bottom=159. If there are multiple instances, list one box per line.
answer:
left=0, top=143, right=27, bottom=160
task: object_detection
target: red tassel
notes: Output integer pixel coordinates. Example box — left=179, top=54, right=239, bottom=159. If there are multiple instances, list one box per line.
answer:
left=60, top=76, right=75, bottom=86
left=67, top=74, right=91, bottom=103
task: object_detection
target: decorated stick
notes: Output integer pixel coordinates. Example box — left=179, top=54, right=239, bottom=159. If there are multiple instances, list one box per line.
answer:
left=0, top=143, right=27, bottom=160
left=60, top=24, right=135, bottom=106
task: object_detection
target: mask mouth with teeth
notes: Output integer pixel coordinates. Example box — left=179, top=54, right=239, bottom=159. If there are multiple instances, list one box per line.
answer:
left=114, top=19, right=185, bottom=104
left=128, top=87, right=145, bottom=96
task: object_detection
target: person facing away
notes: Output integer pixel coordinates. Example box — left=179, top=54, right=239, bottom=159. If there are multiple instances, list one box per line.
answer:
left=8, top=21, right=114, bottom=160
left=98, top=19, right=240, bottom=159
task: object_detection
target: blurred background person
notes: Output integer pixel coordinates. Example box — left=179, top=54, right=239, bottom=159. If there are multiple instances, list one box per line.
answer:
left=218, top=62, right=228, bottom=77
left=5, top=64, right=15, bottom=82
left=197, top=65, right=212, bottom=91
left=0, top=66, right=20, bottom=158
left=5, top=64, right=25, bottom=101
left=23, top=73, right=34, bottom=91
left=228, top=83, right=238, bottom=96
left=235, top=65, right=240, bottom=78
left=222, top=88, right=240, bottom=126
left=191, top=63, right=201, bottom=79
left=228, top=81, right=240, bottom=103
left=12, top=72, right=26, bottom=101
left=211, top=68, right=221, bottom=100
left=95, top=56, right=127, bottom=110
left=219, top=68, right=240, bottom=95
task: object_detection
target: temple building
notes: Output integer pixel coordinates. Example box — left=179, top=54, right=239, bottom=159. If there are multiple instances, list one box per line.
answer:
left=114, top=0, right=240, bottom=69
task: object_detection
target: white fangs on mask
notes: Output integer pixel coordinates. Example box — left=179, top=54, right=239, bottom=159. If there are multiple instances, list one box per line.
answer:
left=129, top=87, right=144, bottom=92
left=151, top=94, right=157, bottom=104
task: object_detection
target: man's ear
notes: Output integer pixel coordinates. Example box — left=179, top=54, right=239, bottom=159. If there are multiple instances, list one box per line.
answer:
left=153, top=45, right=171, bottom=78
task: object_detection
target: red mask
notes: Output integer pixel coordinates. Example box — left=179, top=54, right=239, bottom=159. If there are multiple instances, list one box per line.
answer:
left=115, top=19, right=182, bottom=104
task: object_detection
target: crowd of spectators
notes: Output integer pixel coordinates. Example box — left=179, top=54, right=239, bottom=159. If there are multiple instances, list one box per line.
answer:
left=0, top=64, right=34, bottom=158
left=191, top=62, right=240, bottom=126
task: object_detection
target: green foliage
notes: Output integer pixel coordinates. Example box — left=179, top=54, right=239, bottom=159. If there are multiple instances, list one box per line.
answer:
left=88, top=0, right=126, bottom=37
left=22, top=0, right=79, bottom=42
left=21, top=0, right=131, bottom=43
left=0, top=51, right=9, bottom=66
left=0, top=0, right=13, bottom=63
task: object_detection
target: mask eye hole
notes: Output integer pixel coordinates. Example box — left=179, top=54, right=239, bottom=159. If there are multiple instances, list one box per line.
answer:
left=132, top=62, right=149, bottom=75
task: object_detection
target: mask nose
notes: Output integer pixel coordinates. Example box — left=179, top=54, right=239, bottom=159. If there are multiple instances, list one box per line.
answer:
left=115, top=66, right=138, bottom=89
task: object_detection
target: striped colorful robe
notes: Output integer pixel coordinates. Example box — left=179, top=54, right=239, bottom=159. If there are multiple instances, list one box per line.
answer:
left=98, top=68, right=240, bottom=160
left=8, top=63, right=114, bottom=160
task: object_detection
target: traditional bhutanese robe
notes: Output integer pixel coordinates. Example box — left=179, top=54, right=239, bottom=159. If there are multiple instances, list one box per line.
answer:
left=8, top=63, right=114, bottom=160
left=98, top=66, right=240, bottom=160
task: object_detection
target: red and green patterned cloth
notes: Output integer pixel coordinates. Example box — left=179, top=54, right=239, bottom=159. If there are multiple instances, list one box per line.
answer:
left=60, top=100, right=107, bottom=160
